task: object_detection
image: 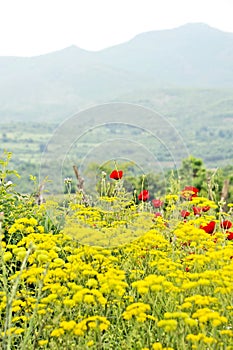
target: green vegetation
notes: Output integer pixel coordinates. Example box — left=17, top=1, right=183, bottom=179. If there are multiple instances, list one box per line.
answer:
left=1, top=99, right=233, bottom=196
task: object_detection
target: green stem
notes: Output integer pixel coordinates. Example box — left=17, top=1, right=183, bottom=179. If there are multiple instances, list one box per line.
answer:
left=3, top=244, right=33, bottom=350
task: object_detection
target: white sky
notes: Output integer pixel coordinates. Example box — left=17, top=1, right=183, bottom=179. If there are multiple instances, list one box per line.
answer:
left=0, top=0, right=233, bottom=57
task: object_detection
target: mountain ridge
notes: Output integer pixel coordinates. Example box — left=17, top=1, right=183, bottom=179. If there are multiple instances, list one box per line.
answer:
left=2, top=22, right=233, bottom=58
left=1, top=23, right=233, bottom=123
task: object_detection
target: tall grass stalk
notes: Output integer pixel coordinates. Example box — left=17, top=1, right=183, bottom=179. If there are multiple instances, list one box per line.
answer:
left=1, top=240, right=33, bottom=350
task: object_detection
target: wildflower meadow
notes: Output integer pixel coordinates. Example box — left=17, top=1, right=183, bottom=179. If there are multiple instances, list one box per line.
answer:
left=0, top=151, right=233, bottom=350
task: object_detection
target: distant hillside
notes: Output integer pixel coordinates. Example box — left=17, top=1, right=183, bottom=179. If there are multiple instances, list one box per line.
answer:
left=1, top=23, right=233, bottom=122
left=99, top=23, right=233, bottom=87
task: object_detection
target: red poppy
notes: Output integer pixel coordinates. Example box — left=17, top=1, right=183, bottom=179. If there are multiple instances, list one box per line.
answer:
left=109, top=170, right=123, bottom=180
left=138, top=190, right=149, bottom=201
left=227, top=231, right=233, bottom=240
left=201, top=206, right=210, bottom=212
left=220, top=220, right=232, bottom=230
left=181, top=186, right=199, bottom=200
left=200, top=221, right=216, bottom=234
left=181, top=210, right=190, bottom=218
left=152, top=199, right=163, bottom=208
left=193, top=206, right=202, bottom=216
left=154, top=212, right=162, bottom=218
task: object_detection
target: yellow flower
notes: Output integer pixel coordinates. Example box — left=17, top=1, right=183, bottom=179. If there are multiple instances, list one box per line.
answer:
left=12, top=305, right=21, bottom=312
left=37, top=254, right=50, bottom=264
left=38, top=340, right=48, bottom=346
left=3, top=251, right=12, bottom=262
left=181, top=302, right=192, bottom=309
left=123, top=302, right=151, bottom=322
left=87, top=340, right=94, bottom=347
left=16, top=250, right=27, bottom=261
left=152, top=343, right=163, bottom=350
left=186, top=333, right=204, bottom=342
left=25, top=226, right=35, bottom=234
left=88, top=322, right=97, bottom=329
left=83, top=294, right=95, bottom=304
left=8, top=223, right=24, bottom=234
left=73, top=327, right=84, bottom=336
left=37, top=309, right=46, bottom=315
left=203, top=336, right=217, bottom=344
left=37, top=225, right=44, bottom=233
left=14, top=328, right=25, bottom=335
left=192, top=308, right=227, bottom=326
left=41, top=293, right=58, bottom=304
left=29, top=217, right=38, bottom=226
left=186, top=333, right=217, bottom=344
left=157, top=319, right=178, bottom=332
left=52, top=258, right=65, bottom=267
left=60, top=320, right=77, bottom=331
left=12, top=247, right=26, bottom=256
left=132, top=274, right=167, bottom=294
left=220, top=330, right=233, bottom=336
left=63, top=299, right=76, bottom=307
left=164, top=312, right=189, bottom=319
left=99, top=322, right=109, bottom=331
left=50, top=328, right=65, bottom=337
left=72, top=316, right=110, bottom=335
left=86, top=278, right=98, bottom=288
left=184, top=318, right=198, bottom=327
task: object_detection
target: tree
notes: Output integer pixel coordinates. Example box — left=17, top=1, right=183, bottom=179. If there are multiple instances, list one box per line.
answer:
left=179, top=155, right=207, bottom=192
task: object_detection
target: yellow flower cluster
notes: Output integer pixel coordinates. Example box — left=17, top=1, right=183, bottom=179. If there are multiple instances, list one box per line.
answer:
left=8, top=217, right=43, bottom=235
left=143, top=343, right=174, bottom=350
left=132, top=274, right=166, bottom=294
left=192, top=307, right=227, bottom=327
left=1, top=193, right=233, bottom=349
left=123, top=302, right=155, bottom=322
left=157, top=319, right=178, bottom=332
left=186, top=332, right=217, bottom=345
left=51, top=316, right=110, bottom=337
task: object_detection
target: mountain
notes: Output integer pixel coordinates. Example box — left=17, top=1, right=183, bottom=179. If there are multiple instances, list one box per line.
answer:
left=0, top=46, right=142, bottom=122
left=99, top=23, right=233, bottom=86
left=1, top=23, right=233, bottom=123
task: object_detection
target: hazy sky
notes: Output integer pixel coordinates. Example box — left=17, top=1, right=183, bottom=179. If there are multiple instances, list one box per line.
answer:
left=0, top=0, right=233, bottom=57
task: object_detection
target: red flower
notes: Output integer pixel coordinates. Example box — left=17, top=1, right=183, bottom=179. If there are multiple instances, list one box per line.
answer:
left=227, top=231, right=233, bottom=240
left=192, top=206, right=210, bottom=216
left=220, top=220, right=233, bottom=230
left=193, top=206, right=202, bottom=216
left=152, top=199, right=163, bottom=208
left=154, top=212, right=162, bottom=218
left=181, top=210, right=190, bottom=218
left=200, top=221, right=216, bottom=234
left=138, top=190, right=149, bottom=201
left=109, top=170, right=123, bottom=180
left=181, top=186, right=199, bottom=200
left=202, top=206, right=210, bottom=212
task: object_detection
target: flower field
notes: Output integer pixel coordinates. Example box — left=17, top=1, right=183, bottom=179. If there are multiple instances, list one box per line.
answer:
left=0, top=153, right=233, bottom=349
